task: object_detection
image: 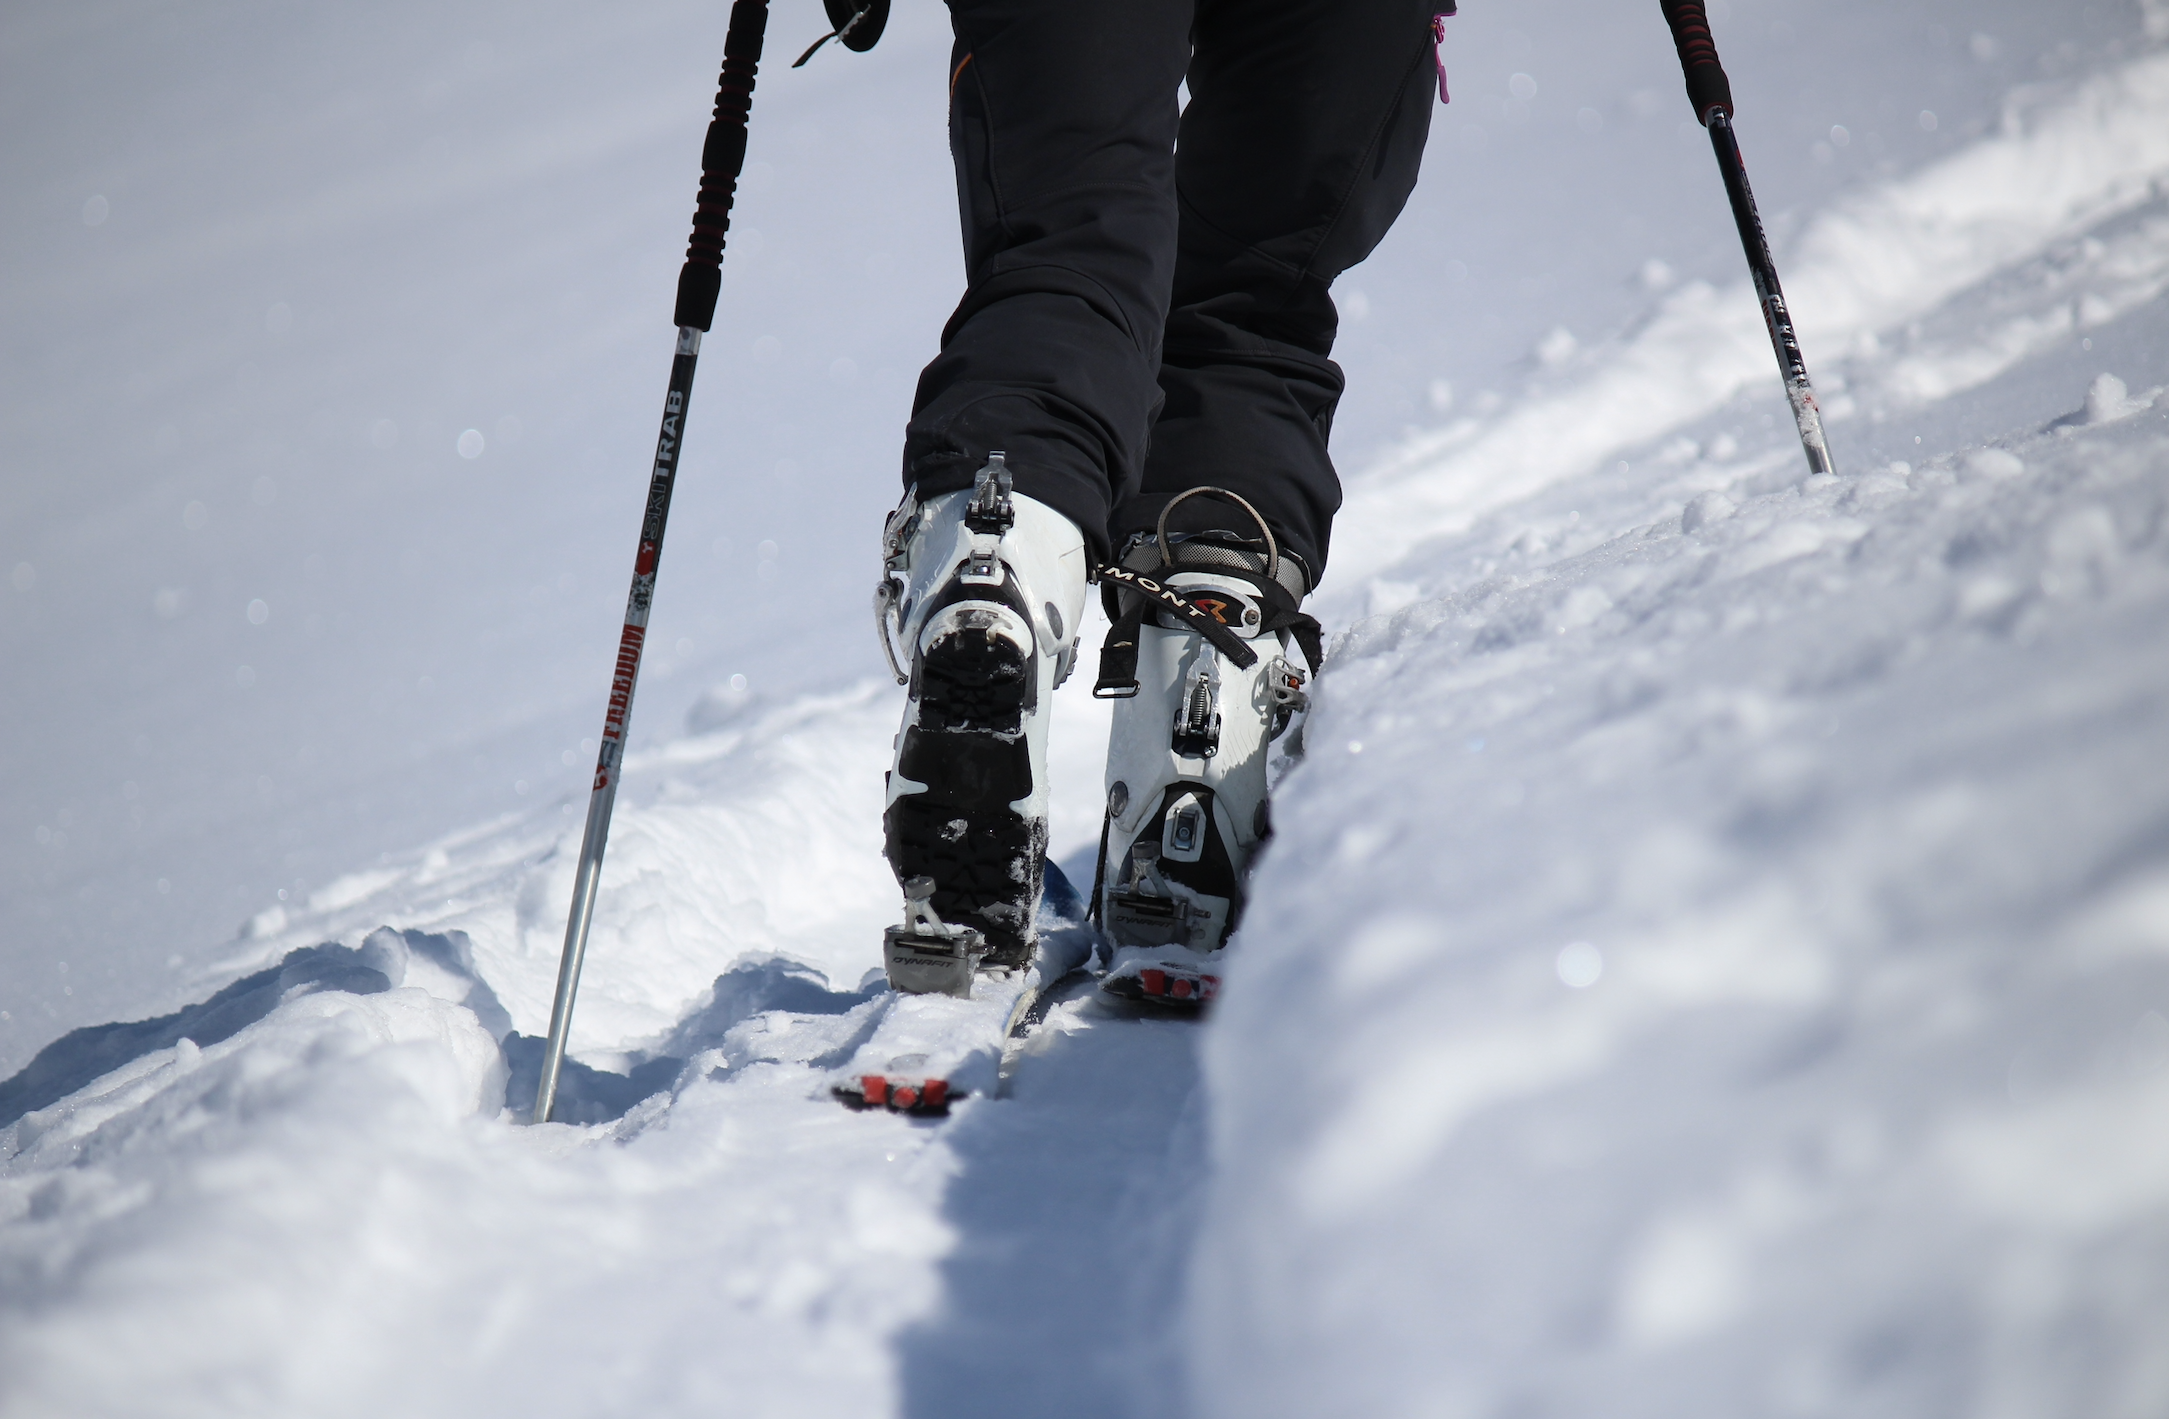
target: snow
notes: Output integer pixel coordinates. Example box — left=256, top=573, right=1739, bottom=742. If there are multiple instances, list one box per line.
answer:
left=1335, top=44, right=2169, bottom=576
left=1199, top=400, right=2169, bottom=1419
left=6, top=0, right=2169, bottom=1415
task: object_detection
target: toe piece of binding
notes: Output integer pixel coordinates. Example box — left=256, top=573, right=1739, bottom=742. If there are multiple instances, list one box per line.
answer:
left=836, top=1073, right=955, bottom=1114
left=1104, top=965, right=1220, bottom=1008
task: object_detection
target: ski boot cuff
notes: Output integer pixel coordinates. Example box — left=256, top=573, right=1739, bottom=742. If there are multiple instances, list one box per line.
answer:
left=875, top=457, right=1089, bottom=686
left=1092, top=487, right=1324, bottom=700
left=1110, top=531, right=1310, bottom=605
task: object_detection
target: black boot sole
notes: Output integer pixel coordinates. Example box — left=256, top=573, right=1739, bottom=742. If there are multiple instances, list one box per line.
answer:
left=884, top=614, right=1041, bottom=968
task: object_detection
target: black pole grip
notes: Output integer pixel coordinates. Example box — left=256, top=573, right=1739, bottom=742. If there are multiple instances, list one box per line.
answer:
left=1658, top=0, right=1734, bottom=126
left=674, top=0, right=770, bottom=331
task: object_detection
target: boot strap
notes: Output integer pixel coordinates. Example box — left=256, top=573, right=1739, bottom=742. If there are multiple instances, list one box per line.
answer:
left=1091, top=564, right=1260, bottom=698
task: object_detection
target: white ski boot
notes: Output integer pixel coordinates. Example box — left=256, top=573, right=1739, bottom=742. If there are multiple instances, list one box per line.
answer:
left=1091, top=489, right=1319, bottom=1008
left=874, top=454, right=1089, bottom=986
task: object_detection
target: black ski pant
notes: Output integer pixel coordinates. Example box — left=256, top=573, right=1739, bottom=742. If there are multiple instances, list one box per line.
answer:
left=901, top=0, right=1439, bottom=586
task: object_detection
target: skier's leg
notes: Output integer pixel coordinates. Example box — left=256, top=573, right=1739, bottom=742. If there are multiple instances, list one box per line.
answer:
left=880, top=0, right=1193, bottom=979
left=1112, top=0, right=1439, bottom=583
left=1094, top=0, right=1438, bottom=994
left=901, top=0, right=1195, bottom=565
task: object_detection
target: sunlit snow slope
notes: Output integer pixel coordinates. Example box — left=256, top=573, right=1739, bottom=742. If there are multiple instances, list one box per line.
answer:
left=6, top=2, right=2169, bottom=1418
left=1198, top=40, right=2169, bottom=1419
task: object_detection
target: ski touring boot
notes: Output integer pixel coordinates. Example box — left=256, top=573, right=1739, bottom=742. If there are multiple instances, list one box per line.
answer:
left=874, top=453, right=1089, bottom=993
left=1091, top=488, right=1321, bottom=1010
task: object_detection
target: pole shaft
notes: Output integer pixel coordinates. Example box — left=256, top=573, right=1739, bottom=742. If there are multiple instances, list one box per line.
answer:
left=1706, top=114, right=1833, bottom=477
left=1657, top=0, right=1833, bottom=478
left=534, top=330, right=701, bottom=1125
left=532, top=0, right=771, bottom=1125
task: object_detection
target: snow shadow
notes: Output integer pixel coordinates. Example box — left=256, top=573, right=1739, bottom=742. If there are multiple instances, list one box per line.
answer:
left=498, top=1038, right=687, bottom=1125
left=0, top=941, right=394, bottom=1127
left=896, top=996, right=1209, bottom=1419
left=500, top=956, right=881, bottom=1125
left=362, top=925, right=515, bottom=1040
left=2, top=920, right=887, bottom=1131
left=650, top=955, right=885, bottom=1059
left=0, top=925, right=527, bottom=1129
left=1, top=918, right=883, bottom=1132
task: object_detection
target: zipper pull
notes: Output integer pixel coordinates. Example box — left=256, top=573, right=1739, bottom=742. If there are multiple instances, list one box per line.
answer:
left=1432, top=6, right=1455, bottom=105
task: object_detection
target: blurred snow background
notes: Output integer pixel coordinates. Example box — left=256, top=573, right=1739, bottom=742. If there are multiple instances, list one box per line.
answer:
left=5, top=0, right=2169, bottom=1415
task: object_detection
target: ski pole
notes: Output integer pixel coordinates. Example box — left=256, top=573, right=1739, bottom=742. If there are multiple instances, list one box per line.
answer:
left=533, top=0, right=771, bottom=1125
left=1658, top=0, right=1834, bottom=477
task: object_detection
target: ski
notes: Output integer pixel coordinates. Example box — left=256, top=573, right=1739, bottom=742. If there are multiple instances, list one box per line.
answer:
left=832, top=864, right=1099, bottom=1115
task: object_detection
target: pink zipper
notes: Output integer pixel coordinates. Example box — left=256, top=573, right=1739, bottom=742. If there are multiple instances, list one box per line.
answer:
left=1432, top=5, right=1455, bottom=104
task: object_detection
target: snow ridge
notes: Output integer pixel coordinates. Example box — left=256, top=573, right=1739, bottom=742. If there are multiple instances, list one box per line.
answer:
left=1331, top=47, right=2169, bottom=585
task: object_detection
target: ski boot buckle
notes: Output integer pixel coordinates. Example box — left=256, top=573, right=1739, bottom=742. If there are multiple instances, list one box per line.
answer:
left=960, top=453, right=1014, bottom=586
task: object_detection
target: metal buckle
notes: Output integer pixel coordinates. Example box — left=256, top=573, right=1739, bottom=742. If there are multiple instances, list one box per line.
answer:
left=1267, top=656, right=1309, bottom=740
left=960, top=453, right=1013, bottom=586
left=1171, top=664, right=1221, bottom=760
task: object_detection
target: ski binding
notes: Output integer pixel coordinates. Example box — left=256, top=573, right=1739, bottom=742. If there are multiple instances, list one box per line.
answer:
left=1100, top=947, right=1221, bottom=1009
left=834, top=865, right=1098, bottom=1115
left=880, top=875, right=984, bottom=998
